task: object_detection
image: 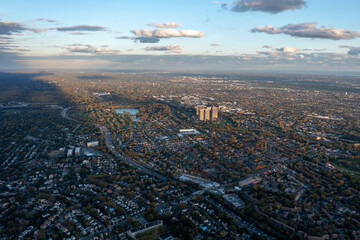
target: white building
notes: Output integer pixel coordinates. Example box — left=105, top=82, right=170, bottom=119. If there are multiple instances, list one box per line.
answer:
left=87, top=141, right=99, bottom=147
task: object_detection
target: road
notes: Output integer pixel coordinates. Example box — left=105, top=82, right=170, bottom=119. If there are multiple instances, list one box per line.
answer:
left=61, top=107, right=78, bottom=122
left=95, top=123, right=168, bottom=181
left=170, top=105, right=182, bottom=122
left=61, top=108, right=167, bottom=181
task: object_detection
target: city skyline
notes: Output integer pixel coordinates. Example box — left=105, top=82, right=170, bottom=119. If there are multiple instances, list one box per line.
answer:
left=0, top=0, right=360, bottom=73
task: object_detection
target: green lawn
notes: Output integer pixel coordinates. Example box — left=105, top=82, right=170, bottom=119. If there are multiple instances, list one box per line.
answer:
left=331, top=159, right=360, bottom=180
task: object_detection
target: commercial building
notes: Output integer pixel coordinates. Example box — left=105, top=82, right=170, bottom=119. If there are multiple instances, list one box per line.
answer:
left=223, top=194, right=244, bottom=208
left=179, top=129, right=200, bottom=135
left=87, top=141, right=99, bottom=147
left=178, top=173, right=219, bottom=189
left=239, top=177, right=262, bottom=187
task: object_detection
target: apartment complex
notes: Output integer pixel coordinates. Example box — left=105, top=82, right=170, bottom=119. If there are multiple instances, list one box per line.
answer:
left=196, top=105, right=218, bottom=121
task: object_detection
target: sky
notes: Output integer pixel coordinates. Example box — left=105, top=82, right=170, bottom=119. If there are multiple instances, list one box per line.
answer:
left=0, top=0, right=360, bottom=73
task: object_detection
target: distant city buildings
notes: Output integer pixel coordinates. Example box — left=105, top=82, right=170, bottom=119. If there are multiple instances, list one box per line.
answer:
left=196, top=105, right=218, bottom=121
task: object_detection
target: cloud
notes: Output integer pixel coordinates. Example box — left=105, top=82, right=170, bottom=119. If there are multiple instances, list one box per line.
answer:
left=0, top=36, right=12, bottom=40
left=116, top=35, right=161, bottom=43
left=227, top=0, right=306, bottom=13
left=275, top=46, right=298, bottom=53
left=144, top=44, right=181, bottom=53
left=69, top=32, right=89, bottom=35
left=262, top=45, right=272, bottom=48
left=252, top=22, right=360, bottom=40
left=131, top=28, right=205, bottom=38
left=211, top=43, right=220, bottom=46
left=0, top=46, right=29, bottom=52
left=258, top=46, right=299, bottom=56
left=147, top=22, right=179, bottom=28
left=13, top=51, right=360, bottom=73
left=0, top=21, right=29, bottom=35
left=116, top=36, right=131, bottom=39
left=55, top=25, right=106, bottom=32
left=35, top=18, right=58, bottom=23
left=0, top=20, right=45, bottom=37
left=348, top=48, right=360, bottom=56
left=66, top=44, right=119, bottom=55
left=340, top=45, right=360, bottom=56
left=134, top=36, right=160, bottom=43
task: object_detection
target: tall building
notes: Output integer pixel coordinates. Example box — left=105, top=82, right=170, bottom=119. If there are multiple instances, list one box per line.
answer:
left=75, top=147, right=81, bottom=157
left=211, top=107, right=218, bottom=120
left=199, top=108, right=205, bottom=121
left=196, top=105, right=203, bottom=115
left=196, top=105, right=218, bottom=121
left=205, top=107, right=211, bottom=121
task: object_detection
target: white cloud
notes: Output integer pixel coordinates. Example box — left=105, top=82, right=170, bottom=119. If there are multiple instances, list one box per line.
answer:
left=252, top=22, right=360, bottom=40
left=229, top=0, right=306, bottom=14
left=66, top=44, right=119, bottom=55
left=276, top=46, right=298, bottom=53
left=258, top=46, right=299, bottom=56
left=131, top=28, right=205, bottom=38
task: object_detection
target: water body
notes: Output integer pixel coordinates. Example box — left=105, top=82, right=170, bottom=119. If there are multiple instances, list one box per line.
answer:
left=116, top=108, right=139, bottom=121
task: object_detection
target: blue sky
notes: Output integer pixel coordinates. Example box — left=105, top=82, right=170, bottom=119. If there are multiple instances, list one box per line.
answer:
left=1, top=0, right=360, bottom=73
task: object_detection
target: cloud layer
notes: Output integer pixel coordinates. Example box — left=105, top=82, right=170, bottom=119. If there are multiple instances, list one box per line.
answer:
left=0, top=20, right=31, bottom=35
left=135, top=36, right=161, bottom=43
left=66, top=44, right=119, bottom=54
left=147, top=22, right=179, bottom=28
left=340, top=46, right=360, bottom=56
left=35, top=18, right=58, bottom=23
left=131, top=28, right=205, bottom=38
left=144, top=44, right=181, bottom=53
left=55, top=25, right=106, bottom=32
left=228, top=0, right=306, bottom=14
left=252, top=22, right=360, bottom=40
left=258, top=46, right=299, bottom=56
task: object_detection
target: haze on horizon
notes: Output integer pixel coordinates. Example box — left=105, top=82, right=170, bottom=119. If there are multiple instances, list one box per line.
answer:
left=0, top=0, right=360, bottom=73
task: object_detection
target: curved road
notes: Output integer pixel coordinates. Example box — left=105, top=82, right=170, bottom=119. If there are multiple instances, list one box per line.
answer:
left=61, top=107, right=166, bottom=181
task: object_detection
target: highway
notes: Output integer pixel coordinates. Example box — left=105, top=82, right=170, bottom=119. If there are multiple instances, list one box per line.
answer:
left=95, top=123, right=168, bottom=181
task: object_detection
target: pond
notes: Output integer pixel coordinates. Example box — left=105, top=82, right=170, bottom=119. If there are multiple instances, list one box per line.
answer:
left=116, top=108, right=139, bottom=121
